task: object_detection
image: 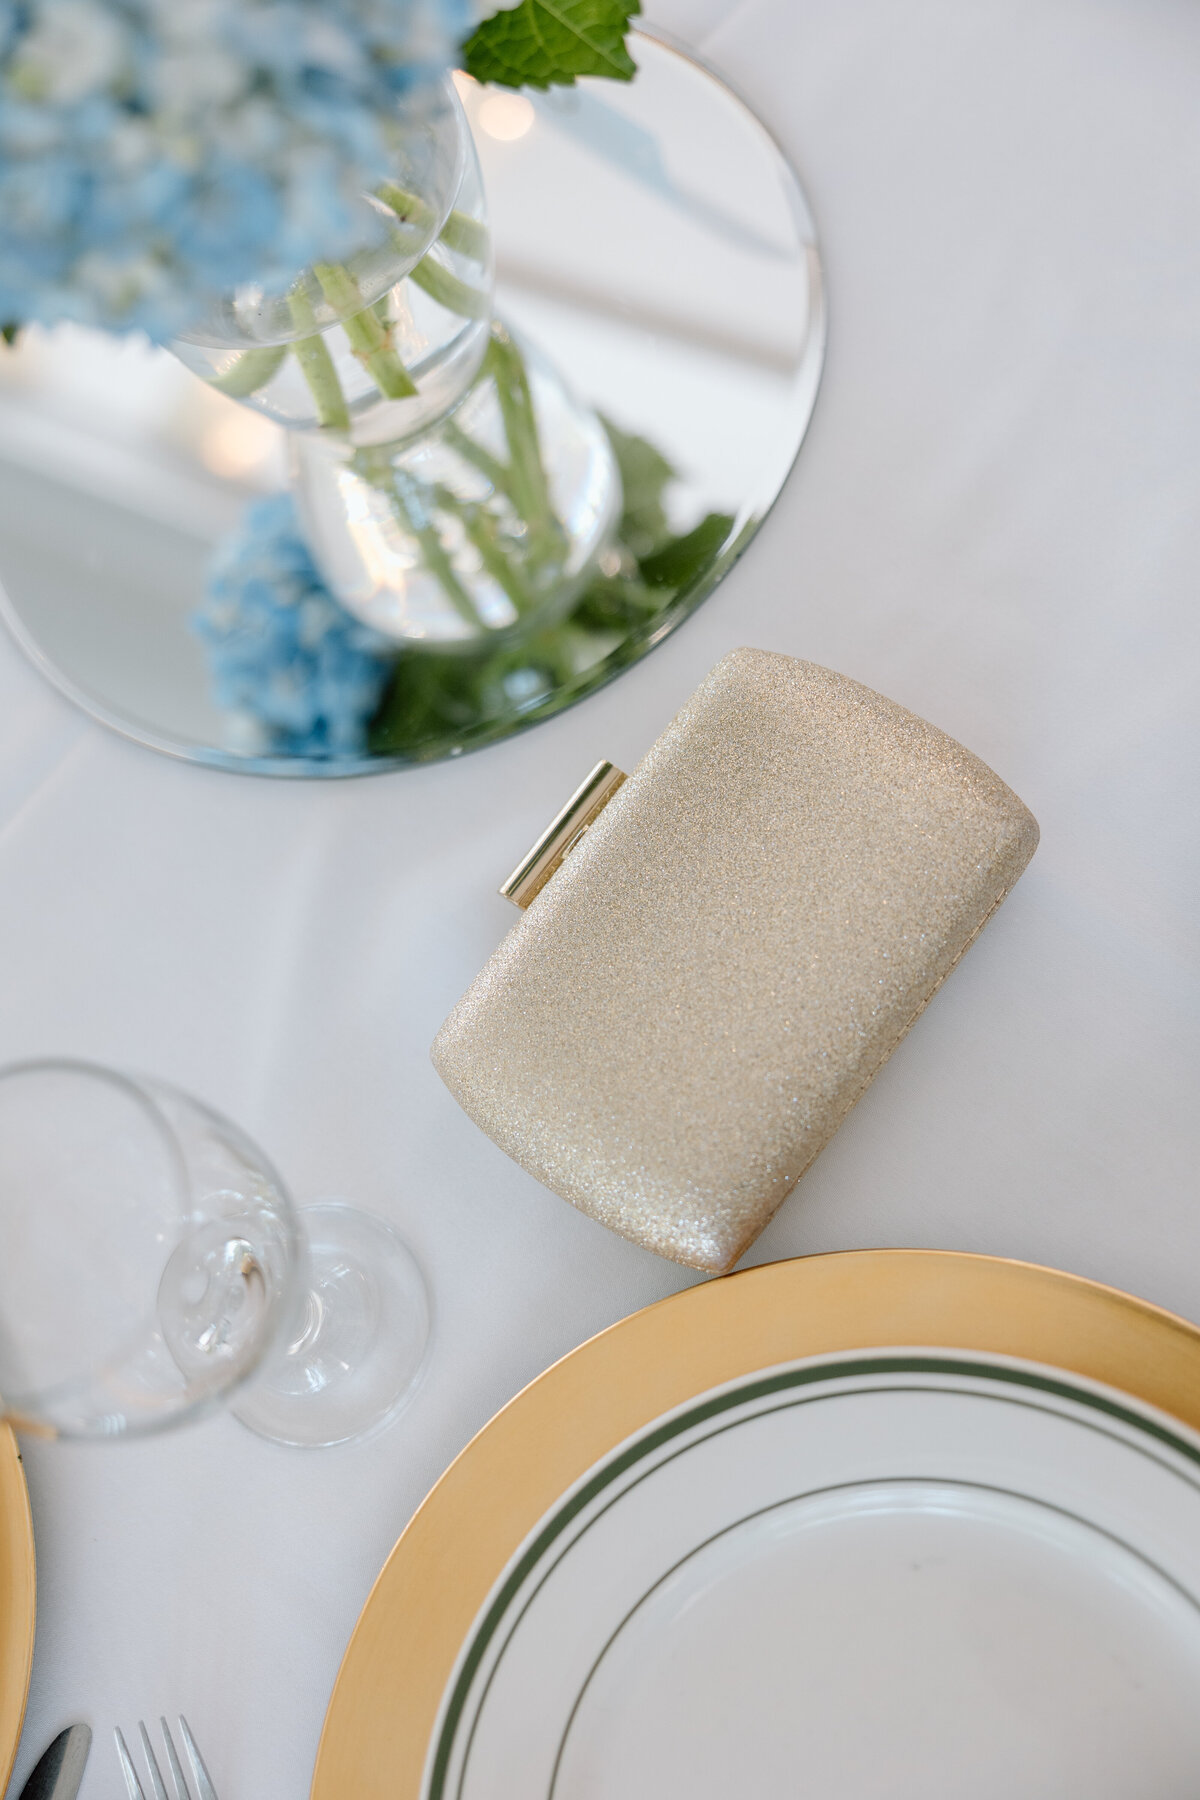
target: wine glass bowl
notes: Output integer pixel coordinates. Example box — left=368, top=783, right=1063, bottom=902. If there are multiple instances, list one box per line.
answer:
left=0, top=1061, right=298, bottom=1440
left=0, top=1060, right=430, bottom=1446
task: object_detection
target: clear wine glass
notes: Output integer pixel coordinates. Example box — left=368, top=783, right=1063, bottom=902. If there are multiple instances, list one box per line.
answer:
left=0, top=1060, right=430, bottom=1447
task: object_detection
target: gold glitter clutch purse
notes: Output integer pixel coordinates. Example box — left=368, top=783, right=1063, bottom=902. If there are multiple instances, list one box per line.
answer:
left=433, top=649, right=1038, bottom=1272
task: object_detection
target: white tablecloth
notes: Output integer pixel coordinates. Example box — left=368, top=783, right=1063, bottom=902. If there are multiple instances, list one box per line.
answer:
left=4, top=2, right=1199, bottom=1794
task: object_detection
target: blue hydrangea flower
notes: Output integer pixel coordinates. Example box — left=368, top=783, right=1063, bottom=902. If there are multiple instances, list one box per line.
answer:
left=194, top=491, right=394, bottom=758
left=0, top=0, right=471, bottom=338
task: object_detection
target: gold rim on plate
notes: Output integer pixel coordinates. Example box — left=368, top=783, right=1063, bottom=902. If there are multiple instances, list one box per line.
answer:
left=310, top=1248, right=1200, bottom=1800
left=0, top=1421, right=35, bottom=1794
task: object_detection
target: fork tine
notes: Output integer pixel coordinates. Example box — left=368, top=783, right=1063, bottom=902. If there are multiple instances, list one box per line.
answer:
left=137, top=1722, right=171, bottom=1800
left=159, top=1718, right=193, bottom=1800
left=114, top=1729, right=147, bottom=1800
left=178, top=1717, right=219, bottom=1800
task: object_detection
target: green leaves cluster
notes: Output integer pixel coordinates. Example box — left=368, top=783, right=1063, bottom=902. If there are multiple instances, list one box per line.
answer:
left=570, top=417, right=733, bottom=634
left=462, top=0, right=640, bottom=90
left=366, top=417, right=736, bottom=760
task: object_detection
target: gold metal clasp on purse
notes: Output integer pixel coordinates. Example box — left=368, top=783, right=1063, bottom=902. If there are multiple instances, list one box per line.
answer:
left=500, top=760, right=627, bottom=909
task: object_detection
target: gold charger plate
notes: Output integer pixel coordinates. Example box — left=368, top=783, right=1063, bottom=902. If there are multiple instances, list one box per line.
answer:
left=311, top=1249, right=1200, bottom=1800
left=0, top=1423, right=35, bottom=1794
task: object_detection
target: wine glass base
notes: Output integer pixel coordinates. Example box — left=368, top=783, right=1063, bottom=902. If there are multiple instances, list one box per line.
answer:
left=231, top=1201, right=431, bottom=1449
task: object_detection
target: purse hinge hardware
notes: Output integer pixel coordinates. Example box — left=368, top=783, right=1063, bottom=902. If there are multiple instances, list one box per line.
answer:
left=500, top=760, right=627, bottom=909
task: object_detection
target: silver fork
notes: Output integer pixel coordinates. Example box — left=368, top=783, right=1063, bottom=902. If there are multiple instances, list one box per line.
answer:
left=114, top=1718, right=218, bottom=1800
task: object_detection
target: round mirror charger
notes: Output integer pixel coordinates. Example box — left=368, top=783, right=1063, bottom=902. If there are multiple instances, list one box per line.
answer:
left=0, top=32, right=824, bottom=775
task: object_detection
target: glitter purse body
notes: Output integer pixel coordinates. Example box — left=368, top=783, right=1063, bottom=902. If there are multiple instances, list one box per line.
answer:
left=432, top=650, right=1039, bottom=1272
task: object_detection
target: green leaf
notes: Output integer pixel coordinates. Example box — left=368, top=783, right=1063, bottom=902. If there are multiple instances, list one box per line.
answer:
left=1, top=323, right=20, bottom=348
left=572, top=563, right=663, bottom=632
left=462, top=0, right=640, bottom=90
left=367, top=631, right=579, bottom=757
left=638, top=511, right=736, bottom=591
left=600, top=414, right=676, bottom=559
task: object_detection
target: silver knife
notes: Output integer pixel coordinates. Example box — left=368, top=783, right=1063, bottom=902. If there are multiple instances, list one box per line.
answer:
left=17, top=1726, right=91, bottom=1800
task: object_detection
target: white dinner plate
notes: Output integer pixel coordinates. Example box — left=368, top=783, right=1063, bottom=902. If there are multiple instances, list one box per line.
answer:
left=312, top=1252, right=1200, bottom=1800
left=441, top=1356, right=1200, bottom=1798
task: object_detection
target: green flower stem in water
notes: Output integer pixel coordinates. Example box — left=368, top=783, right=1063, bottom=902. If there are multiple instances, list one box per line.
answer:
left=408, top=254, right=490, bottom=321
left=287, top=284, right=350, bottom=431
left=355, top=450, right=487, bottom=633
left=376, top=179, right=435, bottom=236
left=350, top=332, right=567, bottom=644
left=203, top=189, right=487, bottom=413
left=312, top=264, right=416, bottom=399
left=377, top=183, right=490, bottom=265
left=443, top=421, right=516, bottom=504
left=434, top=485, right=535, bottom=616
left=207, top=343, right=287, bottom=399
left=439, top=210, right=491, bottom=265
left=486, top=326, right=558, bottom=557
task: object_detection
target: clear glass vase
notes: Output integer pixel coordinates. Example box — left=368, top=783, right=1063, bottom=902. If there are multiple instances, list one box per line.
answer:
left=292, top=324, right=620, bottom=647
left=171, top=75, right=620, bottom=654
left=171, top=76, right=491, bottom=446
